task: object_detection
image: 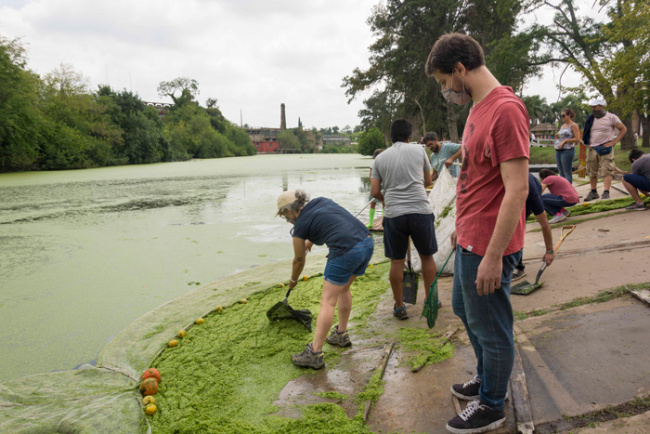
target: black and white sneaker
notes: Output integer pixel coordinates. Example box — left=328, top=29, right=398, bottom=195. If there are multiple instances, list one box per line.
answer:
left=511, top=268, right=526, bottom=282
left=451, top=375, right=481, bottom=400
left=446, top=399, right=506, bottom=433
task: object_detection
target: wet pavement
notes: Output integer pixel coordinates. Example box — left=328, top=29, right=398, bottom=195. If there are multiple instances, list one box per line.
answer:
left=271, top=195, right=650, bottom=433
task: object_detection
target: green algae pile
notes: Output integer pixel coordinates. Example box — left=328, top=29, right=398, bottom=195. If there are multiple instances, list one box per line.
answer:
left=398, top=327, right=454, bottom=370
left=567, top=196, right=650, bottom=216
left=149, top=263, right=392, bottom=434
left=527, top=196, right=650, bottom=223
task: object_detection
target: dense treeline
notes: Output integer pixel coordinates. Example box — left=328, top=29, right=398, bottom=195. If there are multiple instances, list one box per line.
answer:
left=0, top=36, right=255, bottom=173
left=346, top=0, right=649, bottom=150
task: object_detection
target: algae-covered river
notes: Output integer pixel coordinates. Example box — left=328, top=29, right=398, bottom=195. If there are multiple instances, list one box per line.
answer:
left=0, top=154, right=373, bottom=382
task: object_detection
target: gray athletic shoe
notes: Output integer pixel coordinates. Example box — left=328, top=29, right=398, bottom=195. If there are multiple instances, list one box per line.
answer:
left=584, top=191, right=600, bottom=201
left=625, top=202, right=648, bottom=211
left=326, top=325, right=351, bottom=347
left=292, top=343, right=324, bottom=369
left=602, top=191, right=610, bottom=200
left=562, top=209, right=572, bottom=217
left=512, top=268, right=527, bottom=281
left=549, top=213, right=567, bottom=224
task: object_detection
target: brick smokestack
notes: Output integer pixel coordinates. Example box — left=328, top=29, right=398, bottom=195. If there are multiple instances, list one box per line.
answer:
left=280, top=103, right=286, bottom=130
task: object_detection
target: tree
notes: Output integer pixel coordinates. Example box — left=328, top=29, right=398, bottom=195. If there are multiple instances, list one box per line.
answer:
left=343, top=0, right=532, bottom=143
left=157, top=77, right=199, bottom=106
left=97, top=86, right=170, bottom=164
left=600, top=0, right=650, bottom=148
left=358, top=127, right=385, bottom=156
left=39, top=64, right=123, bottom=169
left=529, top=0, right=642, bottom=149
left=0, top=36, right=42, bottom=171
left=277, top=130, right=301, bottom=152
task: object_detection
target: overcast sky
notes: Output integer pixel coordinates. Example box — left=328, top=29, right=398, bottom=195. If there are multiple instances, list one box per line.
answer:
left=1, top=0, right=607, bottom=129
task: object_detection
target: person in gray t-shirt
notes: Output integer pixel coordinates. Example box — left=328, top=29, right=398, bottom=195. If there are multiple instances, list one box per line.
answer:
left=370, top=119, right=439, bottom=320
left=623, top=149, right=650, bottom=211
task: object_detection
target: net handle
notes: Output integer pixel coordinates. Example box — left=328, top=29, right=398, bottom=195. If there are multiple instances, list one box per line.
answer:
left=430, top=250, right=455, bottom=291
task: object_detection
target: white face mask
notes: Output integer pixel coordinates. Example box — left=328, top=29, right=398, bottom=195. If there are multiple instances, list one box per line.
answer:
left=442, top=71, right=471, bottom=105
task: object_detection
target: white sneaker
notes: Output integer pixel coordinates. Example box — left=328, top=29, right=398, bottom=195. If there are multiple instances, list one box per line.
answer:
left=549, top=213, right=566, bottom=224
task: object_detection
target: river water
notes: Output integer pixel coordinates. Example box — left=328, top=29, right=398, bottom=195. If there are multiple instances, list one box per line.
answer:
left=0, top=154, right=373, bottom=382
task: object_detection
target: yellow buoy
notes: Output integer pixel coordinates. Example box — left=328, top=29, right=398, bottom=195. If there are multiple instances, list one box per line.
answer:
left=168, top=340, right=178, bottom=347
left=144, top=404, right=157, bottom=415
left=143, top=396, right=155, bottom=405
left=177, top=330, right=186, bottom=338
left=195, top=318, right=205, bottom=325
left=583, top=202, right=589, bottom=206
left=239, top=299, right=248, bottom=304
left=303, top=275, right=309, bottom=281
left=215, top=306, right=223, bottom=313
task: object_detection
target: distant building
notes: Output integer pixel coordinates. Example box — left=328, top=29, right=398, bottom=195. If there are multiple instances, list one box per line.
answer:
left=322, top=136, right=351, bottom=147
left=144, top=102, right=173, bottom=119
left=530, top=123, right=558, bottom=141
left=246, top=127, right=281, bottom=153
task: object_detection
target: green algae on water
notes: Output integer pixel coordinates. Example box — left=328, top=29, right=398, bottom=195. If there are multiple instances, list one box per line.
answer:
left=149, top=264, right=392, bottom=434
left=398, top=327, right=454, bottom=370
left=313, top=391, right=348, bottom=401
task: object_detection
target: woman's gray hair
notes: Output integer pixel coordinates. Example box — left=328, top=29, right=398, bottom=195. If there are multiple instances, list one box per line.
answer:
left=278, top=190, right=310, bottom=215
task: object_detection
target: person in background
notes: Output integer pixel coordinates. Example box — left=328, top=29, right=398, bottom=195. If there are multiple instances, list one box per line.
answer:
left=582, top=98, right=627, bottom=201
left=423, top=132, right=462, bottom=180
left=512, top=174, right=555, bottom=281
left=367, top=148, right=385, bottom=228
left=371, top=118, right=438, bottom=321
left=554, top=108, right=580, bottom=184
left=426, top=32, right=529, bottom=434
left=538, top=169, right=579, bottom=223
left=277, top=190, right=374, bottom=369
left=623, top=150, right=650, bottom=211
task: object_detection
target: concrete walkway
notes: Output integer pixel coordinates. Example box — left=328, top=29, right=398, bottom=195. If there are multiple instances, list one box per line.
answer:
left=273, top=203, right=650, bottom=433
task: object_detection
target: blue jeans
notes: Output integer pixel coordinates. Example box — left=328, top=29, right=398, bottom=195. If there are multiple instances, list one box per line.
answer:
left=452, top=246, right=522, bottom=411
left=542, top=194, right=577, bottom=215
left=556, top=148, right=575, bottom=184
left=324, top=236, right=374, bottom=286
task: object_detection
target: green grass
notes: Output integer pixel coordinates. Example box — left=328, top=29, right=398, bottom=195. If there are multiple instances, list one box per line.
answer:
left=558, top=282, right=649, bottom=310
left=529, top=143, right=636, bottom=172
left=513, top=282, right=650, bottom=322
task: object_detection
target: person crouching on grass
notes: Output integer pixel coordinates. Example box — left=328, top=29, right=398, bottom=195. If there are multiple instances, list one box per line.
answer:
left=277, top=190, right=374, bottom=369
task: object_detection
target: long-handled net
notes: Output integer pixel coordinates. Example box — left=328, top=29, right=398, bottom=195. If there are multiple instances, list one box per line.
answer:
left=421, top=250, right=454, bottom=329
left=266, top=287, right=313, bottom=331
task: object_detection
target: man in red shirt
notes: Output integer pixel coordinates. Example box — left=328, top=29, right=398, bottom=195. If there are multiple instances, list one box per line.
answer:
left=426, top=33, right=530, bottom=434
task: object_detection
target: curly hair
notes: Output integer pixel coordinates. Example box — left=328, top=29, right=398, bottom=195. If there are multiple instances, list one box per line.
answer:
left=278, top=190, right=310, bottom=215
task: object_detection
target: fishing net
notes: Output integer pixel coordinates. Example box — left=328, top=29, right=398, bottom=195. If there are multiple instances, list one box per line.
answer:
left=0, top=253, right=334, bottom=434
left=266, top=288, right=313, bottom=331
left=421, top=250, right=454, bottom=329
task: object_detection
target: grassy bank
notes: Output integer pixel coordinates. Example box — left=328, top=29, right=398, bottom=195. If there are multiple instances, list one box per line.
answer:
left=528, top=142, right=645, bottom=173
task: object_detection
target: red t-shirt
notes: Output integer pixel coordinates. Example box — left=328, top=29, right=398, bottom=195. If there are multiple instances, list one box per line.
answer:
left=456, top=86, right=530, bottom=257
left=541, top=175, right=579, bottom=204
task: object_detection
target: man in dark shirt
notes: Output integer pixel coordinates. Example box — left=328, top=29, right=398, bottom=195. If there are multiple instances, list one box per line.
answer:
left=512, top=174, right=555, bottom=280
left=623, top=150, right=650, bottom=211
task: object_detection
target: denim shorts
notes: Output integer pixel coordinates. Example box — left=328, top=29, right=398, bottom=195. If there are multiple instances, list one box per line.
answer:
left=324, top=236, right=374, bottom=286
